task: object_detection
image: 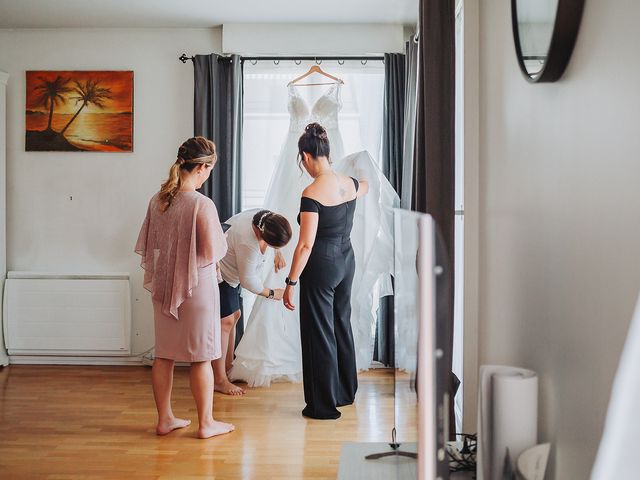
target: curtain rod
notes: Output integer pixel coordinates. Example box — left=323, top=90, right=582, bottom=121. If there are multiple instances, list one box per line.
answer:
left=179, top=53, right=384, bottom=64
left=241, top=56, right=385, bottom=62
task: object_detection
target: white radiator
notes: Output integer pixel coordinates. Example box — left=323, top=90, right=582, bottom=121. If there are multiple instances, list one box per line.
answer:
left=3, top=272, right=131, bottom=356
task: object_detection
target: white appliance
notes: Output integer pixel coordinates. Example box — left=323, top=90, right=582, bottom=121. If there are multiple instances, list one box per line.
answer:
left=3, top=272, right=131, bottom=356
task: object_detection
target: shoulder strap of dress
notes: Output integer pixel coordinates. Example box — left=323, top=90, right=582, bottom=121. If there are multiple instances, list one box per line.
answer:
left=300, top=196, right=321, bottom=213
left=351, top=177, right=360, bottom=192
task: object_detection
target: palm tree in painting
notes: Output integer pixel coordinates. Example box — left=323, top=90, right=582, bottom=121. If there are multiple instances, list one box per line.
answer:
left=32, top=75, right=71, bottom=131
left=60, top=79, right=113, bottom=135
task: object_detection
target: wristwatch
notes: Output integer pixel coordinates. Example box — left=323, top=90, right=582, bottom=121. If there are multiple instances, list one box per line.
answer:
left=285, top=277, right=298, bottom=286
left=268, top=288, right=275, bottom=299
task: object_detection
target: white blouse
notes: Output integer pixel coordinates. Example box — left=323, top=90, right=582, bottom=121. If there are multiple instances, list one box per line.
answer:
left=219, top=209, right=266, bottom=295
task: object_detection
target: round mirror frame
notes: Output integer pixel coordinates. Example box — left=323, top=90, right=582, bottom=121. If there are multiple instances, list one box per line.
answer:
left=511, top=0, right=586, bottom=83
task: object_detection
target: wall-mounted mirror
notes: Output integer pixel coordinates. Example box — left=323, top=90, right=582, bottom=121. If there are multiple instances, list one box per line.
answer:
left=511, top=0, right=585, bottom=83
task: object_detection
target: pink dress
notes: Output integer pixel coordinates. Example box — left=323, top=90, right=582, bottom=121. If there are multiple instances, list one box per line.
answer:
left=135, top=191, right=227, bottom=362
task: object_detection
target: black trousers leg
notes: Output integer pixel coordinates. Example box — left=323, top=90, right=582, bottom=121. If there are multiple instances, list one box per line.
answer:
left=300, top=267, right=341, bottom=419
left=333, top=246, right=358, bottom=406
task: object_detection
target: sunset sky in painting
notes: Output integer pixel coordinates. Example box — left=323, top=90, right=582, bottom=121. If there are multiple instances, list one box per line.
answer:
left=26, top=70, right=133, bottom=114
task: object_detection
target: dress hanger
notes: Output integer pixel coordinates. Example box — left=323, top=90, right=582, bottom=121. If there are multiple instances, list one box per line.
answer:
left=288, top=64, right=344, bottom=87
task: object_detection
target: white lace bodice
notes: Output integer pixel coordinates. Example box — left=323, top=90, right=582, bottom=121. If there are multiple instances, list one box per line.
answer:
left=287, top=83, right=343, bottom=132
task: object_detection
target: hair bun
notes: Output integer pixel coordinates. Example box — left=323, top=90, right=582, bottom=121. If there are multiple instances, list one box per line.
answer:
left=305, top=122, right=328, bottom=139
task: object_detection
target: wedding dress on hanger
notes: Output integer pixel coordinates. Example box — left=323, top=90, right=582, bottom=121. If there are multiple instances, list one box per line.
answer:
left=229, top=81, right=398, bottom=387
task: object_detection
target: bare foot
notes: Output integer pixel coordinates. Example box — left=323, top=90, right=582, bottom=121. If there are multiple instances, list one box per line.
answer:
left=197, top=420, right=235, bottom=439
left=214, top=380, right=245, bottom=396
left=156, top=417, right=191, bottom=435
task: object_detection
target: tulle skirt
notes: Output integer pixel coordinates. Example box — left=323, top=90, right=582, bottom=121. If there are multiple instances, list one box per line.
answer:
left=230, top=132, right=398, bottom=384
left=229, top=126, right=343, bottom=387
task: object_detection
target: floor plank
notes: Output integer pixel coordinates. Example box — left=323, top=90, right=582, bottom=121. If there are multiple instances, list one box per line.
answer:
left=0, top=365, right=399, bottom=479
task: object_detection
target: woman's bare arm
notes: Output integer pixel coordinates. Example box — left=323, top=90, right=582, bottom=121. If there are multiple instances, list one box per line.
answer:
left=283, top=211, right=319, bottom=310
left=287, top=212, right=318, bottom=282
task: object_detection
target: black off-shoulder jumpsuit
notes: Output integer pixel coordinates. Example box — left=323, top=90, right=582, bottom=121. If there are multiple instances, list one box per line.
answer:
left=297, top=177, right=360, bottom=419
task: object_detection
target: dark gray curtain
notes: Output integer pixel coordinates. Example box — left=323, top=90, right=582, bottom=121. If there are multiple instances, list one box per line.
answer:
left=382, top=53, right=406, bottom=194
left=401, top=39, right=419, bottom=210
left=375, top=53, right=406, bottom=366
left=414, top=0, right=456, bottom=438
left=193, top=54, right=243, bottom=222
left=193, top=53, right=245, bottom=342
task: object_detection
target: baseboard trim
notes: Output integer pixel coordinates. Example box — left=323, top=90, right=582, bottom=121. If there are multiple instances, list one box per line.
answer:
left=5, top=355, right=196, bottom=368
left=7, top=355, right=146, bottom=366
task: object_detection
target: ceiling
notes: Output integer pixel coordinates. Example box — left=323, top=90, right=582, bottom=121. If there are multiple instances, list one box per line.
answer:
left=0, top=0, right=419, bottom=28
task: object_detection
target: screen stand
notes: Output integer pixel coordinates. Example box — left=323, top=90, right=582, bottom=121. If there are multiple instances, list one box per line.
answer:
left=364, top=428, right=418, bottom=460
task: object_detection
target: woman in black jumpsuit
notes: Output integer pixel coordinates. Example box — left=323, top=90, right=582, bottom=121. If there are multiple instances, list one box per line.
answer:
left=283, top=123, right=369, bottom=419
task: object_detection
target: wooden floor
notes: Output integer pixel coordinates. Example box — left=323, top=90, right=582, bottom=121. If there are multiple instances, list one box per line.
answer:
left=0, top=365, right=399, bottom=479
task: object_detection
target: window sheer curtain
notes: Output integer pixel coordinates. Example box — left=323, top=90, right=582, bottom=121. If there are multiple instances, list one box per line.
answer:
left=453, top=3, right=465, bottom=438
left=242, top=61, right=385, bottom=211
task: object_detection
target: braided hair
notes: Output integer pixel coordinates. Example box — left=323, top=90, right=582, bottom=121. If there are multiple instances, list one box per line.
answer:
left=158, top=136, right=217, bottom=212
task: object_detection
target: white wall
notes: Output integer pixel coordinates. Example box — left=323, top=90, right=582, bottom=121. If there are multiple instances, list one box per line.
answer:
left=0, top=25, right=403, bottom=360
left=0, top=28, right=222, bottom=356
left=478, top=1, right=640, bottom=478
left=223, top=23, right=405, bottom=54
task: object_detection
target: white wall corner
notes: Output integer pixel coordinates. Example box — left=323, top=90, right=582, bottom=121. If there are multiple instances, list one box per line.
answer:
left=403, top=25, right=417, bottom=42
left=0, top=69, right=8, bottom=366
left=462, top=0, right=480, bottom=435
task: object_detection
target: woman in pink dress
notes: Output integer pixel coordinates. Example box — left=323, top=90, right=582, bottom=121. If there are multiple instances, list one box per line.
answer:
left=135, top=136, right=234, bottom=439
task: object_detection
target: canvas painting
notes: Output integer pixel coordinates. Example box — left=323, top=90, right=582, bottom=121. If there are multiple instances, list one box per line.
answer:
left=25, top=70, right=133, bottom=152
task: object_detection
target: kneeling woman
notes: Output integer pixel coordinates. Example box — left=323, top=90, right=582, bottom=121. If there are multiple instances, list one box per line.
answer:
left=215, top=209, right=292, bottom=395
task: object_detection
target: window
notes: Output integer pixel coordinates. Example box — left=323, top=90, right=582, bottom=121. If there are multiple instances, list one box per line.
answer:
left=453, top=0, right=465, bottom=436
left=242, top=61, right=385, bottom=210
left=240, top=60, right=385, bottom=318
